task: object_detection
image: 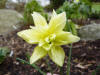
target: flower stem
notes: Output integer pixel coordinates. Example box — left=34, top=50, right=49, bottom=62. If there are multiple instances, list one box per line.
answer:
left=60, top=67, right=63, bottom=75
left=66, top=44, right=73, bottom=75
left=46, top=58, right=53, bottom=75
left=16, top=58, right=46, bottom=75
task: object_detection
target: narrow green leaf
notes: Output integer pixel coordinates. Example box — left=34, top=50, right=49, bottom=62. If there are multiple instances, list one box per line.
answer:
left=16, top=58, right=46, bottom=75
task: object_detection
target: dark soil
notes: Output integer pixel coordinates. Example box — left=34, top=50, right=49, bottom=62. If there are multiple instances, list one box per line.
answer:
left=0, top=25, right=100, bottom=75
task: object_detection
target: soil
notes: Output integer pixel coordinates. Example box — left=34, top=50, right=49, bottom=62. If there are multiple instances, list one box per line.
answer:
left=0, top=25, right=100, bottom=75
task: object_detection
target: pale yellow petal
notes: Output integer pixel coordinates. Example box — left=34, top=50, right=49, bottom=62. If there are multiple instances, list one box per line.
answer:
left=39, top=40, right=45, bottom=47
left=39, top=40, right=52, bottom=51
left=48, top=46, right=65, bottom=66
left=51, top=10, right=57, bottom=18
left=32, top=12, right=47, bottom=27
left=30, top=46, right=47, bottom=64
left=48, top=12, right=66, bottom=33
left=17, top=29, right=41, bottom=44
left=42, top=43, right=52, bottom=51
left=54, top=31, right=80, bottom=45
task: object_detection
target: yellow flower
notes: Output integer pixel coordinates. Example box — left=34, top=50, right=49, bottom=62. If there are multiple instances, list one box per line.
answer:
left=17, top=10, right=80, bottom=66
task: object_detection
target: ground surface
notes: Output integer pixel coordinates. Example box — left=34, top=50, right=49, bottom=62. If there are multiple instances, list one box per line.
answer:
left=0, top=25, right=100, bottom=75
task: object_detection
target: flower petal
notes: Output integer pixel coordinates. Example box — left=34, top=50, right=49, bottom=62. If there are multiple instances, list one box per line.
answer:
left=54, top=31, right=80, bottom=45
left=32, top=12, right=47, bottom=27
left=17, top=29, right=41, bottom=44
left=30, top=46, right=47, bottom=64
left=51, top=10, right=57, bottom=18
left=48, top=46, right=65, bottom=66
left=39, top=40, right=52, bottom=51
left=48, top=12, right=66, bottom=33
left=42, top=43, right=52, bottom=51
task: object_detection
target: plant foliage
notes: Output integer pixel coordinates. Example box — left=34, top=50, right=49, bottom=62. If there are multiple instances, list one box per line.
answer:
left=64, top=20, right=78, bottom=36
left=23, top=0, right=48, bottom=25
left=0, top=47, right=10, bottom=64
left=50, top=0, right=65, bottom=9
left=90, top=2, right=100, bottom=19
left=57, top=0, right=92, bottom=19
left=0, top=0, right=7, bottom=9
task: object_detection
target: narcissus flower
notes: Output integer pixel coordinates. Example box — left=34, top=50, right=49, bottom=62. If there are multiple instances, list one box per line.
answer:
left=17, top=10, right=80, bottom=66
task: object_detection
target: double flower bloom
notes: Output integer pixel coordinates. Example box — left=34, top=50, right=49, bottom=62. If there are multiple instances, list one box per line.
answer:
left=17, top=10, right=80, bottom=66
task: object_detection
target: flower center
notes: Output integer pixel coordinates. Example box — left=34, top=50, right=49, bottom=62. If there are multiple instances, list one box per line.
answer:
left=45, top=34, right=56, bottom=44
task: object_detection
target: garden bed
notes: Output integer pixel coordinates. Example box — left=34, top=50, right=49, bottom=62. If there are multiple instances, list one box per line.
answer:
left=0, top=25, right=100, bottom=75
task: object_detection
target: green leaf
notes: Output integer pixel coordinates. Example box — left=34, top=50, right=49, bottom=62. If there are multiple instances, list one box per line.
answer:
left=0, top=47, right=10, bottom=64
left=16, top=58, right=46, bottom=75
left=30, top=46, right=47, bottom=64
left=48, top=46, right=65, bottom=67
left=65, top=20, right=78, bottom=35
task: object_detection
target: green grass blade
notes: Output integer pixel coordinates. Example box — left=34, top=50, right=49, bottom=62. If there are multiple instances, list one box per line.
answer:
left=66, top=44, right=73, bottom=75
left=16, top=58, right=46, bottom=75
left=46, top=59, right=53, bottom=75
